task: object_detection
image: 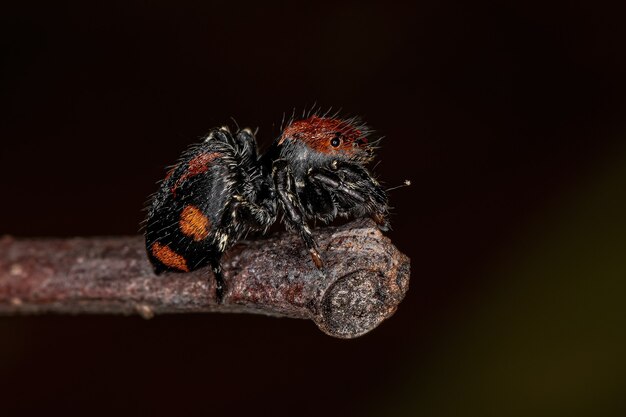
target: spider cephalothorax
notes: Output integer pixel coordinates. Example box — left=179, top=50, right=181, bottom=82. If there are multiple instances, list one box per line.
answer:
left=145, top=114, right=389, bottom=302
left=279, top=115, right=373, bottom=163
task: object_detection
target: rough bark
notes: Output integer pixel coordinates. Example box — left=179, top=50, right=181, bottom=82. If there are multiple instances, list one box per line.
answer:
left=0, top=219, right=410, bottom=338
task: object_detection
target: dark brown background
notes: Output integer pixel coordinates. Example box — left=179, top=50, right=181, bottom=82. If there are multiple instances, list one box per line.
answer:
left=1, top=1, right=625, bottom=416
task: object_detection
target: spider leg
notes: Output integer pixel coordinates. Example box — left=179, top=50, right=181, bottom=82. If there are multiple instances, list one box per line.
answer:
left=309, top=172, right=366, bottom=202
left=310, top=166, right=390, bottom=230
left=273, top=160, right=324, bottom=269
left=209, top=257, right=225, bottom=303
left=229, top=194, right=277, bottom=230
left=298, top=180, right=338, bottom=223
left=233, top=128, right=258, bottom=164
left=204, top=127, right=236, bottom=145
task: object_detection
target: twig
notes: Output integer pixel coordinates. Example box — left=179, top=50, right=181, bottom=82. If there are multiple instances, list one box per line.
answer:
left=0, top=219, right=409, bottom=338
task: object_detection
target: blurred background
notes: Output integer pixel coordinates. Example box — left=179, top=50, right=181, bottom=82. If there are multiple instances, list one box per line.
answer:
left=1, top=1, right=625, bottom=416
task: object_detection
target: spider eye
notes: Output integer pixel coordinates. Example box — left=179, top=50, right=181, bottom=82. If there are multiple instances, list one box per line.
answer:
left=331, top=133, right=342, bottom=147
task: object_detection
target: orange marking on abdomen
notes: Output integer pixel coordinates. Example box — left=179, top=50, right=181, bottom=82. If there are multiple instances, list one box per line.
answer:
left=179, top=205, right=211, bottom=241
left=151, top=242, right=189, bottom=272
left=171, top=152, right=222, bottom=196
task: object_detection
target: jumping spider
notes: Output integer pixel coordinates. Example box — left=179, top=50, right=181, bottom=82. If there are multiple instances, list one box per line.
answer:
left=145, top=114, right=389, bottom=301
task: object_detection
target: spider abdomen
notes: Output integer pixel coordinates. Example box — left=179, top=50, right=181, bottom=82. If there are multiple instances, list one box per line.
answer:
left=145, top=137, right=240, bottom=273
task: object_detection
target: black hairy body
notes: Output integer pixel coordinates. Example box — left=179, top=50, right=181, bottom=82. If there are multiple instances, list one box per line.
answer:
left=145, top=115, right=389, bottom=301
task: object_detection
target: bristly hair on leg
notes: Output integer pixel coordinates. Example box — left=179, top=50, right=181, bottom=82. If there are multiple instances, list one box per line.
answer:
left=229, top=116, right=240, bottom=132
left=386, top=179, right=412, bottom=192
